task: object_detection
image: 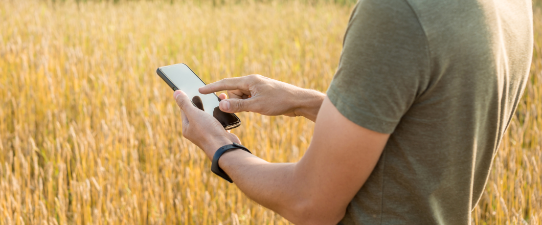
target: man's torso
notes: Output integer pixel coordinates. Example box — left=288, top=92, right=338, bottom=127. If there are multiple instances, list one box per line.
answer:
left=327, top=0, right=533, bottom=224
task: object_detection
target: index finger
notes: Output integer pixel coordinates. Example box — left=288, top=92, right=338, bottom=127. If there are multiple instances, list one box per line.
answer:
left=199, top=77, right=249, bottom=94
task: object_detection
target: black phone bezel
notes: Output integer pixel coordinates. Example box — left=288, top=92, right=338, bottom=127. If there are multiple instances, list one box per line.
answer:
left=156, top=64, right=241, bottom=130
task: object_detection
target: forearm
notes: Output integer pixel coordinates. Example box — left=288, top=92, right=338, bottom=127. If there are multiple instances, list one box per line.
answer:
left=177, top=93, right=384, bottom=225
left=218, top=150, right=302, bottom=221
left=294, top=89, right=325, bottom=122
left=218, top=150, right=331, bottom=224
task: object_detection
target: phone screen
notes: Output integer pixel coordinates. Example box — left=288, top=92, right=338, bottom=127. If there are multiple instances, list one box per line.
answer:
left=157, top=64, right=240, bottom=129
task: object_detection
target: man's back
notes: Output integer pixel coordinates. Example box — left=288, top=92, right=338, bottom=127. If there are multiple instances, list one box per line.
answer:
left=327, top=0, right=533, bottom=224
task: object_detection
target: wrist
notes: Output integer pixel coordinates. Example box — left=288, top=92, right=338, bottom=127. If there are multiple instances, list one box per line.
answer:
left=203, top=138, right=234, bottom=160
left=294, top=89, right=325, bottom=121
left=211, top=143, right=252, bottom=183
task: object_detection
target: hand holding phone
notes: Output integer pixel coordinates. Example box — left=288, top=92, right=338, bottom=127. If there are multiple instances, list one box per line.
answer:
left=156, top=64, right=241, bottom=130
left=172, top=89, right=241, bottom=160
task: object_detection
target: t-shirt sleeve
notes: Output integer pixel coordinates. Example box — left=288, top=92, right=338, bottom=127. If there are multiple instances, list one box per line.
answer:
left=327, top=0, right=430, bottom=134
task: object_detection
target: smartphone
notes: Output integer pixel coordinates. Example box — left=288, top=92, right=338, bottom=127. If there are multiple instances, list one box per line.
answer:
left=156, top=63, right=241, bottom=130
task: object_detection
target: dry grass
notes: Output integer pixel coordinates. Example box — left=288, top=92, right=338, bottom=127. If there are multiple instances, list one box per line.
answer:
left=0, top=0, right=540, bottom=224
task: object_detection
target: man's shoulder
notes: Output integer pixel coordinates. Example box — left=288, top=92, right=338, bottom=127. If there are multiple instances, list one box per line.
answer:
left=402, top=0, right=531, bottom=42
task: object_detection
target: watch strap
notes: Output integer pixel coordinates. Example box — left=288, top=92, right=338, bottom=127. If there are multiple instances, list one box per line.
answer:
left=211, top=143, right=251, bottom=183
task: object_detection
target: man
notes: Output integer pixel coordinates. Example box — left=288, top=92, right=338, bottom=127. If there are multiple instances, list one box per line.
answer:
left=172, top=0, right=533, bottom=224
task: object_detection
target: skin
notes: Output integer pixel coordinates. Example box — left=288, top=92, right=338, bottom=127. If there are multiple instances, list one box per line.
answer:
left=173, top=75, right=390, bottom=224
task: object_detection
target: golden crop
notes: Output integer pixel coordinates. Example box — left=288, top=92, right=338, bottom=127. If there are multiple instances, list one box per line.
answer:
left=0, top=0, right=540, bottom=224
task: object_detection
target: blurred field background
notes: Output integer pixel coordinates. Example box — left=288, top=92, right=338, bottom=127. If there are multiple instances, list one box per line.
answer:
left=0, top=0, right=540, bottom=224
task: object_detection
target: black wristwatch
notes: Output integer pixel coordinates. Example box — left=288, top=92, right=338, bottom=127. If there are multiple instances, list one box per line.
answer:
left=211, top=143, right=252, bottom=183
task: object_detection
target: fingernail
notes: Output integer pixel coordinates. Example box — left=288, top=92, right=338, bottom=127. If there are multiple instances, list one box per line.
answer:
left=220, top=100, right=230, bottom=111
left=174, top=90, right=181, bottom=99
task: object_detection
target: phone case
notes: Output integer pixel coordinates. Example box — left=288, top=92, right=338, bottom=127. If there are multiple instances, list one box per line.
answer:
left=156, top=64, right=241, bottom=130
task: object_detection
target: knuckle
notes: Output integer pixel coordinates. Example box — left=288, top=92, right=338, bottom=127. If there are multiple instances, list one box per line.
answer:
left=219, top=78, right=231, bottom=85
left=176, top=101, right=184, bottom=110
left=177, top=100, right=187, bottom=109
left=221, top=78, right=231, bottom=83
left=248, top=74, right=259, bottom=81
left=253, top=74, right=266, bottom=81
left=235, top=100, right=244, bottom=111
left=175, top=95, right=185, bottom=105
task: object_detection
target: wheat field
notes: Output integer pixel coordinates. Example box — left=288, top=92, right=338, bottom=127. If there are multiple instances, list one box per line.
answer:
left=0, top=0, right=540, bottom=224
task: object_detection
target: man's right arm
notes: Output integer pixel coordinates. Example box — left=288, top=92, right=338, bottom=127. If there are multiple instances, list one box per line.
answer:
left=199, top=74, right=325, bottom=122
left=292, top=88, right=325, bottom=122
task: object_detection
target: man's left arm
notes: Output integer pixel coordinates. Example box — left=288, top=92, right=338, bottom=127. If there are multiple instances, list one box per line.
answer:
left=174, top=90, right=389, bottom=225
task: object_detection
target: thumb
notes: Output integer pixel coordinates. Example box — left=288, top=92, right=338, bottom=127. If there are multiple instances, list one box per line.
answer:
left=219, top=98, right=256, bottom=113
left=174, top=90, right=196, bottom=117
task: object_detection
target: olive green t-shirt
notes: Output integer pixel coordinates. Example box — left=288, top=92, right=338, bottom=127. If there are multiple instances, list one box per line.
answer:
left=326, top=0, right=533, bottom=224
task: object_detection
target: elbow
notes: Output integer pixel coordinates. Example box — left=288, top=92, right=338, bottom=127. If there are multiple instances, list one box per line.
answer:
left=287, top=199, right=346, bottom=225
